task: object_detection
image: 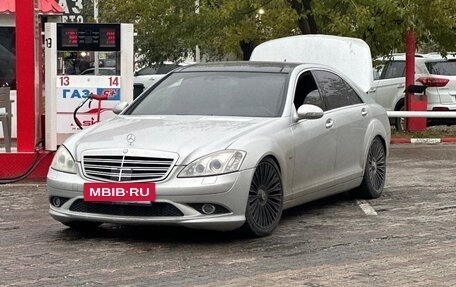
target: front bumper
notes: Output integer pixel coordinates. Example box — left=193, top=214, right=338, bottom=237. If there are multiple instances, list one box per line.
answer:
left=47, top=166, right=255, bottom=231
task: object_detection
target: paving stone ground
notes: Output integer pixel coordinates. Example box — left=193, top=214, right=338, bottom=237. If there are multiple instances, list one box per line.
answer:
left=0, top=144, right=455, bottom=287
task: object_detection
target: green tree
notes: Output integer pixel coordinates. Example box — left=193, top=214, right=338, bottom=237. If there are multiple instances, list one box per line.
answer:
left=98, top=0, right=298, bottom=64
left=285, top=0, right=318, bottom=34
left=79, top=0, right=95, bottom=23
left=198, top=0, right=298, bottom=60
left=99, top=0, right=201, bottom=66
left=286, top=0, right=456, bottom=57
left=99, top=0, right=456, bottom=64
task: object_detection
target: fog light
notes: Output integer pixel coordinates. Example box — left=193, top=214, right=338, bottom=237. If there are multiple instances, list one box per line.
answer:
left=201, top=204, right=216, bottom=215
left=51, top=197, right=62, bottom=207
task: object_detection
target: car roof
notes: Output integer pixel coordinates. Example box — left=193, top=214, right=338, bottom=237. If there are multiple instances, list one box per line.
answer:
left=377, top=53, right=456, bottom=62
left=176, top=61, right=300, bottom=74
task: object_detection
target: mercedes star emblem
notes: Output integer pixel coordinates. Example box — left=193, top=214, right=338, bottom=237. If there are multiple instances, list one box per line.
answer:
left=126, top=133, right=136, bottom=144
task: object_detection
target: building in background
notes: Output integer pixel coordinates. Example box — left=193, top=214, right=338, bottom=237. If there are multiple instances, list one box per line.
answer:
left=57, top=0, right=84, bottom=23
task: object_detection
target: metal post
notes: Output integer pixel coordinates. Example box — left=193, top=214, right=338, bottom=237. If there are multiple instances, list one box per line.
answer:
left=94, top=0, right=99, bottom=75
left=405, top=31, right=426, bottom=131
left=15, top=0, right=37, bottom=152
left=195, top=0, right=201, bottom=62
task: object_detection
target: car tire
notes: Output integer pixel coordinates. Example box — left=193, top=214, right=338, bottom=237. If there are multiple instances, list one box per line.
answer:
left=242, top=157, right=283, bottom=237
left=353, top=137, right=386, bottom=199
left=62, top=221, right=101, bottom=230
left=395, top=104, right=406, bottom=131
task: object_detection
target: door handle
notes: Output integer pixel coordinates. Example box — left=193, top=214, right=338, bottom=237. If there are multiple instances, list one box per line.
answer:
left=325, top=119, right=334, bottom=129
left=361, top=108, right=368, bottom=117
left=397, top=84, right=405, bottom=89
left=368, top=88, right=376, bottom=93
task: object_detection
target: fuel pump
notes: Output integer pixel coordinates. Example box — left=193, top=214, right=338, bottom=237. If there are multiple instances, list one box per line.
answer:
left=73, top=93, right=109, bottom=130
left=44, top=23, right=134, bottom=150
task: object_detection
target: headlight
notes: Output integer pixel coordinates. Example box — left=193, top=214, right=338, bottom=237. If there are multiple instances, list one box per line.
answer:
left=51, top=145, right=77, bottom=174
left=179, top=150, right=246, bottom=178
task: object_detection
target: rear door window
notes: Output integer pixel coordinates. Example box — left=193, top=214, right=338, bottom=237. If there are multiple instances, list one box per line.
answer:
left=381, top=61, right=405, bottom=79
left=313, top=70, right=363, bottom=110
left=425, top=61, right=456, bottom=76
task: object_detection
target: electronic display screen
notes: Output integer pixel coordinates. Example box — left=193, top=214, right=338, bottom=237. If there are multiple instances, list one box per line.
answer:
left=99, top=27, right=117, bottom=48
left=60, top=27, right=79, bottom=48
left=57, top=24, right=120, bottom=51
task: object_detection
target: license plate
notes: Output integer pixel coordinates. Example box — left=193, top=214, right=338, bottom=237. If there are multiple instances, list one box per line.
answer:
left=83, top=183, right=156, bottom=203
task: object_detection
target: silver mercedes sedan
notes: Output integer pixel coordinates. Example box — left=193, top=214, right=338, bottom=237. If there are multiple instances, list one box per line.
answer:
left=47, top=59, right=390, bottom=237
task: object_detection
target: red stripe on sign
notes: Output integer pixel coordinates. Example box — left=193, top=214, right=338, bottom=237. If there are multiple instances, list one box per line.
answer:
left=83, top=183, right=156, bottom=202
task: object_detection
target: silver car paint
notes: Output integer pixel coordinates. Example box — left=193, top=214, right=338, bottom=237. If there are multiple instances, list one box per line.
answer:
left=72, top=115, right=277, bottom=166
left=47, top=63, right=390, bottom=231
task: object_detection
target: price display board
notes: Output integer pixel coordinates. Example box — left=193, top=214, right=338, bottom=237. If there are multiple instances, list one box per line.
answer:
left=57, top=23, right=121, bottom=51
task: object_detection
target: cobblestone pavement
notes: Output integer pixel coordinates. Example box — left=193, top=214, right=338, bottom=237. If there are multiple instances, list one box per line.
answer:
left=0, top=145, right=455, bottom=287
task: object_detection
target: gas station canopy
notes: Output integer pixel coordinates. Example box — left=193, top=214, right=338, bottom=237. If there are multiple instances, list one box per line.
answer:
left=0, top=0, right=63, bottom=14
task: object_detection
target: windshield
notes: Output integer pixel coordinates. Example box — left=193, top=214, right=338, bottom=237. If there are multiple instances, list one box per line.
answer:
left=425, top=61, right=456, bottom=76
left=127, top=71, right=288, bottom=117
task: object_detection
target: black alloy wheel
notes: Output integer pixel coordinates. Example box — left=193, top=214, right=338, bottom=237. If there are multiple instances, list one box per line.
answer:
left=356, top=137, right=386, bottom=199
left=395, top=105, right=406, bottom=131
left=243, top=157, right=283, bottom=237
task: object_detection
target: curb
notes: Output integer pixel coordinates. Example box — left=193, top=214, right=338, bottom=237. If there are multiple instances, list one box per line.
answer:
left=391, top=137, right=456, bottom=144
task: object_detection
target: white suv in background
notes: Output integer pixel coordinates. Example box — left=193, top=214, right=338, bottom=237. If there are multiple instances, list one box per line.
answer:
left=370, top=53, right=456, bottom=128
left=134, top=62, right=194, bottom=91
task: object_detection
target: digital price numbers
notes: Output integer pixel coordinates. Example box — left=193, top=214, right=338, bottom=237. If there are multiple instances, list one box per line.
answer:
left=57, top=24, right=120, bottom=51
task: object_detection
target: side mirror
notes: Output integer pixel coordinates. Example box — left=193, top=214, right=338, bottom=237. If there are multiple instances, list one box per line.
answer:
left=405, top=84, right=427, bottom=93
left=134, top=71, right=138, bottom=77
left=297, top=104, right=324, bottom=121
left=113, top=102, right=129, bottom=115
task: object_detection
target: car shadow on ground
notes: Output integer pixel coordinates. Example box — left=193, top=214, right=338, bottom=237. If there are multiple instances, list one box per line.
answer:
left=56, top=222, right=242, bottom=243
left=282, top=192, right=354, bottom=220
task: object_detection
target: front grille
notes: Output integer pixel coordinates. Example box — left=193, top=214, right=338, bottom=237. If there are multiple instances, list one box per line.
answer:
left=69, top=200, right=184, bottom=217
left=82, top=155, right=174, bottom=182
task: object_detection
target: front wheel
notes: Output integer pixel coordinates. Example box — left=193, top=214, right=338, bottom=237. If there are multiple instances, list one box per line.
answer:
left=242, top=158, right=283, bottom=237
left=395, top=104, right=406, bottom=131
left=355, top=137, right=386, bottom=199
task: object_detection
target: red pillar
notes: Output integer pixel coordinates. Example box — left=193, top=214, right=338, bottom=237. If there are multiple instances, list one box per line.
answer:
left=15, top=0, right=37, bottom=152
left=405, top=31, right=427, bottom=131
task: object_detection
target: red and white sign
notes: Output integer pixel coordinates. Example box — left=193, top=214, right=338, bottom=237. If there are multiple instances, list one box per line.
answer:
left=83, top=183, right=156, bottom=202
left=45, top=23, right=134, bottom=151
left=56, top=75, right=121, bottom=133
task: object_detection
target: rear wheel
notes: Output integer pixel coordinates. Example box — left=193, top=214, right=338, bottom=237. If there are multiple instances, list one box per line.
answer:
left=242, top=158, right=283, bottom=237
left=355, top=137, right=386, bottom=199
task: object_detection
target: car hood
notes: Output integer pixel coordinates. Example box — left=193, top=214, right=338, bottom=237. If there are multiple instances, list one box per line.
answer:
left=72, top=115, right=276, bottom=165
left=250, top=35, right=373, bottom=92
